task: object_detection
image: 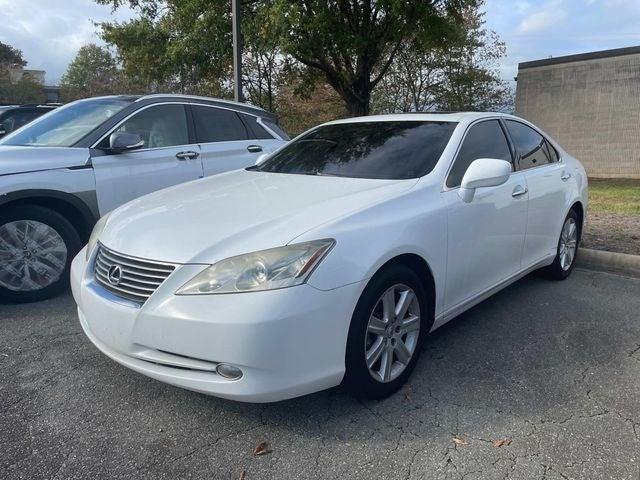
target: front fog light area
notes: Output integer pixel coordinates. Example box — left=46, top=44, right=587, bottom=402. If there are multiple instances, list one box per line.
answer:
left=216, top=363, right=243, bottom=380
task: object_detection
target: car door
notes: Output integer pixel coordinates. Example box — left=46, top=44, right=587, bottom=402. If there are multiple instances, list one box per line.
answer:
left=504, top=120, right=570, bottom=267
left=191, top=104, right=281, bottom=177
left=442, top=119, right=529, bottom=312
left=91, top=103, right=203, bottom=214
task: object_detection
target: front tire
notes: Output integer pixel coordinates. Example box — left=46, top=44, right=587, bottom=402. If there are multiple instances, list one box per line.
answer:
left=542, top=209, right=580, bottom=280
left=0, top=205, right=81, bottom=303
left=343, top=264, right=430, bottom=400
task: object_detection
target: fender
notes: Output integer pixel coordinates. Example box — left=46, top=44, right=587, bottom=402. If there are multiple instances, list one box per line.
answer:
left=0, top=189, right=99, bottom=230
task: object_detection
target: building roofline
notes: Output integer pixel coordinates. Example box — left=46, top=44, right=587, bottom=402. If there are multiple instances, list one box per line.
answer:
left=518, top=45, right=640, bottom=70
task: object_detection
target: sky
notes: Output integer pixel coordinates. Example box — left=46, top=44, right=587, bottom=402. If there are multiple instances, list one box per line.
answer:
left=0, top=0, right=639, bottom=86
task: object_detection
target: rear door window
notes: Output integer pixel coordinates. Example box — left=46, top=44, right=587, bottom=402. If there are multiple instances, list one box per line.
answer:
left=192, top=105, right=248, bottom=143
left=446, top=120, right=513, bottom=188
left=505, top=120, right=554, bottom=170
left=263, top=119, right=290, bottom=140
left=239, top=113, right=273, bottom=140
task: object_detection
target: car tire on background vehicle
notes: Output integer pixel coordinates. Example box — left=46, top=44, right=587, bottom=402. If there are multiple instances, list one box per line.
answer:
left=343, top=263, right=429, bottom=400
left=0, top=205, right=81, bottom=303
left=542, top=208, right=581, bottom=281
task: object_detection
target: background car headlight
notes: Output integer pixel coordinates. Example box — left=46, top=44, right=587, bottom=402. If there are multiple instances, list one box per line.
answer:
left=85, top=213, right=111, bottom=261
left=176, top=239, right=335, bottom=295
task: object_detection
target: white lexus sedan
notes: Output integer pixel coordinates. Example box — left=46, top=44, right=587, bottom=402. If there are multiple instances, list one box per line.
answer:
left=71, top=113, right=588, bottom=402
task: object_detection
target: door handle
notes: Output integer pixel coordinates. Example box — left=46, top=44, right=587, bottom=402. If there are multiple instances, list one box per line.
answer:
left=561, top=172, right=572, bottom=181
left=176, top=151, right=199, bottom=161
left=512, top=185, right=528, bottom=197
left=247, top=144, right=263, bottom=153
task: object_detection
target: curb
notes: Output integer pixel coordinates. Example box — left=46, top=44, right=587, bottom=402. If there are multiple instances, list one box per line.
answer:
left=577, top=248, right=640, bottom=278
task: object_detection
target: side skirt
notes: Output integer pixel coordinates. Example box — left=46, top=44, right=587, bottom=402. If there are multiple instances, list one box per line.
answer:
left=431, top=255, right=555, bottom=332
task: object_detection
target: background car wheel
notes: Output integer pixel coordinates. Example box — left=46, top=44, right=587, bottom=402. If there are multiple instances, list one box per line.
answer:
left=0, top=205, right=81, bottom=303
left=343, top=263, right=430, bottom=400
left=542, top=209, right=580, bottom=280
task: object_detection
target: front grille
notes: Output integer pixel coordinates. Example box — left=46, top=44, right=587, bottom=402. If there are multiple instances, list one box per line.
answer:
left=94, top=244, right=176, bottom=303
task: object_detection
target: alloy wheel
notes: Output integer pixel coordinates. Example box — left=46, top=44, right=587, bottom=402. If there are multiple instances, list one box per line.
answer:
left=365, top=283, right=421, bottom=383
left=559, top=217, right=578, bottom=271
left=0, top=220, right=67, bottom=291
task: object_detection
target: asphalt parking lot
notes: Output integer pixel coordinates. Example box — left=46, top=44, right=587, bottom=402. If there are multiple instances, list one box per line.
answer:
left=1, top=268, right=639, bottom=480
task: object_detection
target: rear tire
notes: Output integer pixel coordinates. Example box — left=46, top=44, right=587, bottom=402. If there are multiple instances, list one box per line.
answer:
left=541, top=209, right=580, bottom=280
left=0, top=205, right=81, bottom=303
left=343, top=264, right=430, bottom=400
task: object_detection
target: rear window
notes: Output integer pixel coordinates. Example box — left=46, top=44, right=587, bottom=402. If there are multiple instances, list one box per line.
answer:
left=239, top=113, right=273, bottom=140
left=263, top=119, right=290, bottom=140
left=254, top=121, right=457, bottom=180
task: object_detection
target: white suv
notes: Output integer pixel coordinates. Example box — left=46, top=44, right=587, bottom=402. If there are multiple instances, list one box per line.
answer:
left=0, top=94, right=289, bottom=302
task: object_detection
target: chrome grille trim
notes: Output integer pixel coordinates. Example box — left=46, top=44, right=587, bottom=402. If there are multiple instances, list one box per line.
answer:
left=93, top=244, right=176, bottom=303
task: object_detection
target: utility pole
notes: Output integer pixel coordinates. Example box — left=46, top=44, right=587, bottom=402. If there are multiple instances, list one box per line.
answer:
left=232, top=0, right=243, bottom=102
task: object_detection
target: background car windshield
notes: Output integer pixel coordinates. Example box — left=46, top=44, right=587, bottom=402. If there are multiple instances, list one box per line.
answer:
left=0, top=98, right=133, bottom=147
left=254, top=121, right=457, bottom=179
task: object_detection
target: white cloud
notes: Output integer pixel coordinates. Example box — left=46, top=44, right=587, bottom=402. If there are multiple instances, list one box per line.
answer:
left=515, top=5, right=568, bottom=34
left=0, top=0, right=134, bottom=85
left=515, top=1, right=532, bottom=14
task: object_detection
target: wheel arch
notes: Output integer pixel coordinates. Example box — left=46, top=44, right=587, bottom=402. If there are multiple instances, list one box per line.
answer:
left=0, top=190, right=98, bottom=242
left=371, top=253, right=437, bottom=330
left=569, top=200, right=585, bottom=242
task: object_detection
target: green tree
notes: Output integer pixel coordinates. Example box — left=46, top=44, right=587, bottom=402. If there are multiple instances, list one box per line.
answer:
left=269, top=0, right=467, bottom=116
left=433, top=2, right=513, bottom=111
left=60, top=44, right=120, bottom=100
left=0, top=41, right=43, bottom=104
left=372, top=45, right=444, bottom=113
left=98, top=1, right=233, bottom=96
left=9, top=75, right=45, bottom=103
left=97, top=0, right=470, bottom=115
left=0, top=41, right=26, bottom=68
left=373, top=0, right=512, bottom=113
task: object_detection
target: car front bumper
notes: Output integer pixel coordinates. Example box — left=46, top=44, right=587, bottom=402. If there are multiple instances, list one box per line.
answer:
left=71, top=247, right=365, bottom=402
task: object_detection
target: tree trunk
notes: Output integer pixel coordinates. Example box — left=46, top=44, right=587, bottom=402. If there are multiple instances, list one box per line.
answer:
left=343, top=92, right=370, bottom=117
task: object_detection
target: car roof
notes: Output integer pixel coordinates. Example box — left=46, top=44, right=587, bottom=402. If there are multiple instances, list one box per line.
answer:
left=82, top=94, right=276, bottom=121
left=136, top=94, right=275, bottom=120
left=323, top=112, right=515, bottom=125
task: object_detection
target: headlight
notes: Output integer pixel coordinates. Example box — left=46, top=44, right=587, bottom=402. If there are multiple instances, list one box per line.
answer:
left=176, top=239, right=335, bottom=295
left=85, top=213, right=111, bottom=261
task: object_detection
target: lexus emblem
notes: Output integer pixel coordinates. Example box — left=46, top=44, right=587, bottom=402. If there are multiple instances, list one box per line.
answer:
left=107, top=265, right=123, bottom=286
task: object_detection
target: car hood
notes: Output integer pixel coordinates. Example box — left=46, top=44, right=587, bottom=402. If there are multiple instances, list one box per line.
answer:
left=100, top=169, right=417, bottom=264
left=0, top=146, right=89, bottom=175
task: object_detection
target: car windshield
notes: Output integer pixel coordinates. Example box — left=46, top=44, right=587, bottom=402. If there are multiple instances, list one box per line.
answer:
left=253, top=121, right=457, bottom=180
left=0, top=97, right=134, bottom=147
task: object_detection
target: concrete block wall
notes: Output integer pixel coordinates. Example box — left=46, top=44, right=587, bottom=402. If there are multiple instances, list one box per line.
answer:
left=515, top=47, right=640, bottom=178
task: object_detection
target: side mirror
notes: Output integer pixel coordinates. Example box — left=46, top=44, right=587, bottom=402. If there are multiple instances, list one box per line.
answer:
left=255, top=153, right=269, bottom=165
left=459, top=158, right=512, bottom=203
left=0, top=123, right=6, bottom=137
left=108, top=132, right=144, bottom=153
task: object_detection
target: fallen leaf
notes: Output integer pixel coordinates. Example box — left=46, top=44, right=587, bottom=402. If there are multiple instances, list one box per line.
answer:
left=253, top=441, right=272, bottom=456
left=239, top=470, right=246, bottom=480
left=492, top=439, right=512, bottom=448
left=452, top=436, right=468, bottom=446
left=403, top=386, right=413, bottom=403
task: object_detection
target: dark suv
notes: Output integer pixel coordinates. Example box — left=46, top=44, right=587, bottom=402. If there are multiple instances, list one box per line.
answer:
left=0, top=104, right=59, bottom=138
